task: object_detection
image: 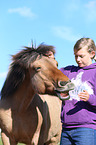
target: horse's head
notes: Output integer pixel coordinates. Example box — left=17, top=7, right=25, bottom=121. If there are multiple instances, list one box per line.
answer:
left=28, top=55, right=74, bottom=100
left=1, top=44, right=74, bottom=101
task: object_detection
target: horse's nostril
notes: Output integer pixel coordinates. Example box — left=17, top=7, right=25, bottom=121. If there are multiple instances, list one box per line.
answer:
left=58, top=81, right=68, bottom=87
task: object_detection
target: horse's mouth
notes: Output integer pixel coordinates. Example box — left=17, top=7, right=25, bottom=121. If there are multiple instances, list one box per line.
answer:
left=54, top=81, right=75, bottom=100
left=55, top=90, right=70, bottom=100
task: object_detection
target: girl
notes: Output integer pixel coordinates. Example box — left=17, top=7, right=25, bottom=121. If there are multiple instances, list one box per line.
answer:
left=60, top=38, right=96, bottom=145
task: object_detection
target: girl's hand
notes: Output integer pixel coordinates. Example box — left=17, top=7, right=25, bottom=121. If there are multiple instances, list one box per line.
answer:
left=78, top=90, right=89, bottom=101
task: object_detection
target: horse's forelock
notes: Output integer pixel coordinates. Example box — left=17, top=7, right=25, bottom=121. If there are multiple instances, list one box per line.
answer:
left=12, top=48, right=40, bottom=68
left=37, top=44, right=56, bottom=55
left=12, top=44, right=54, bottom=68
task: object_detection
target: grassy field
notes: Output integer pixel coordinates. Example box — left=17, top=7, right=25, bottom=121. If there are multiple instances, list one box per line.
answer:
left=0, top=141, right=25, bottom=145
left=0, top=138, right=25, bottom=145
left=0, top=136, right=60, bottom=145
left=0, top=138, right=60, bottom=145
left=0, top=138, right=2, bottom=145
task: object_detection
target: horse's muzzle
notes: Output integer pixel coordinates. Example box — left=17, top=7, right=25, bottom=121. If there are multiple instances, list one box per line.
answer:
left=55, top=80, right=75, bottom=100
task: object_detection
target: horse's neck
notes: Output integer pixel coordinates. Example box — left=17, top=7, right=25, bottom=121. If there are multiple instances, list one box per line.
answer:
left=18, top=82, right=35, bottom=112
left=7, top=77, right=36, bottom=112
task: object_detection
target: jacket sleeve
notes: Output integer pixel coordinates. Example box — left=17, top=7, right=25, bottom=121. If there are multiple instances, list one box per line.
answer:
left=87, top=73, right=96, bottom=106
left=88, top=94, right=96, bottom=106
left=60, top=66, right=72, bottom=77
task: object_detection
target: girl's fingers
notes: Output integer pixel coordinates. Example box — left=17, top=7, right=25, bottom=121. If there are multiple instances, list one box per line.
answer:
left=78, top=90, right=89, bottom=101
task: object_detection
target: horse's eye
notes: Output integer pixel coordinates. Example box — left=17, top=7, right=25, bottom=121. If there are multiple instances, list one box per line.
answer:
left=35, top=67, right=41, bottom=72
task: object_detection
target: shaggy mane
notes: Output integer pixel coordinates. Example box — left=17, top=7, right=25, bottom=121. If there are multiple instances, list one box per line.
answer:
left=1, top=44, right=55, bottom=99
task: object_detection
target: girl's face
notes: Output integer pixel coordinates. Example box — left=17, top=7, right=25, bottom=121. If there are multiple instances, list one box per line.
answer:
left=74, top=47, right=95, bottom=67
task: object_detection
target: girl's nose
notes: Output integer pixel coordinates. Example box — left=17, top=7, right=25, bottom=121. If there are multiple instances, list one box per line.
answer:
left=77, top=56, right=81, bottom=61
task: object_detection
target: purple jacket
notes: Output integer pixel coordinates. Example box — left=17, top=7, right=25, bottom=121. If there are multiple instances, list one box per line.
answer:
left=60, top=63, right=96, bottom=129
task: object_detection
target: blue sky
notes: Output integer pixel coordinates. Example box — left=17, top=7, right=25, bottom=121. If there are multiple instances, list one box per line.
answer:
left=0, top=0, right=96, bottom=90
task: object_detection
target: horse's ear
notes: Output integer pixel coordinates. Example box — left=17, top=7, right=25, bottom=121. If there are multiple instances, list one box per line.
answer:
left=1, top=63, right=25, bottom=98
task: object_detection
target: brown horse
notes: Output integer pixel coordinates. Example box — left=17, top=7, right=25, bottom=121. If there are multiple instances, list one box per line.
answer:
left=0, top=44, right=74, bottom=145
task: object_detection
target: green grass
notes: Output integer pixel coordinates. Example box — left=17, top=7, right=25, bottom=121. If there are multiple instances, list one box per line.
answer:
left=0, top=137, right=25, bottom=145
left=0, top=138, right=60, bottom=145
left=0, top=137, right=60, bottom=145
left=0, top=139, right=2, bottom=145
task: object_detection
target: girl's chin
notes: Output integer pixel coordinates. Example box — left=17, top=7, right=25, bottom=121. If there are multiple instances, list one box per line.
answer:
left=78, top=64, right=84, bottom=67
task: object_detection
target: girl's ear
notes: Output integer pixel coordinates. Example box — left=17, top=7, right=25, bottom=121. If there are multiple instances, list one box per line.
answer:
left=91, top=51, right=95, bottom=59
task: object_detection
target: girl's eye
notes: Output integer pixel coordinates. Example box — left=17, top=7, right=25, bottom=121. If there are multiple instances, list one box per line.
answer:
left=75, top=55, right=84, bottom=58
left=80, top=55, right=85, bottom=58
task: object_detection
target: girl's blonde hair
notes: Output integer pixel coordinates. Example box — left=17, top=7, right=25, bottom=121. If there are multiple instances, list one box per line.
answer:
left=74, top=38, right=96, bottom=61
